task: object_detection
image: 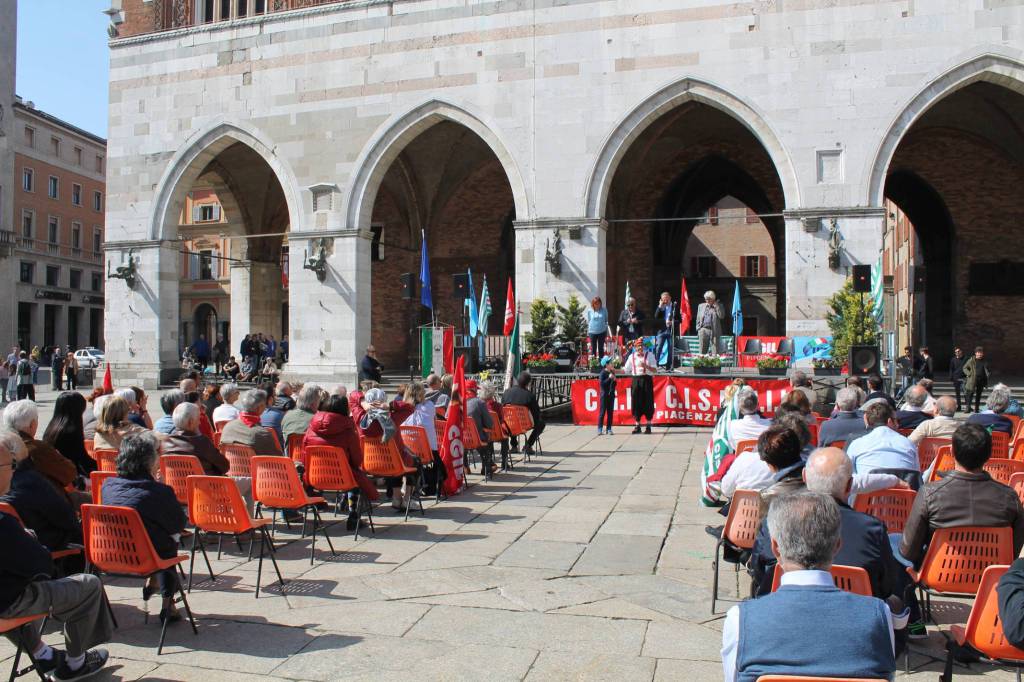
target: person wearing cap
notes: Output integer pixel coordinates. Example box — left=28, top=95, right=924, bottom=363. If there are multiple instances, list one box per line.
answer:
left=623, top=339, right=657, bottom=434
left=597, top=357, right=618, bottom=435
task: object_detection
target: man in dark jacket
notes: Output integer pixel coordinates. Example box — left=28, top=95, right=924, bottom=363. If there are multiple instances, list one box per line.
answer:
left=913, top=346, right=934, bottom=381
left=895, top=386, right=933, bottom=431
left=50, top=347, right=64, bottom=390
left=163, top=403, right=230, bottom=476
left=502, top=371, right=545, bottom=455
left=997, top=559, right=1024, bottom=650
left=962, top=346, right=991, bottom=414
left=949, top=347, right=968, bottom=413
left=617, top=297, right=645, bottom=344
left=0, top=434, right=112, bottom=680
left=864, top=374, right=897, bottom=411
left=817, top=388, right=866, bottom=446
left=360, top=345, right=383, bottom=383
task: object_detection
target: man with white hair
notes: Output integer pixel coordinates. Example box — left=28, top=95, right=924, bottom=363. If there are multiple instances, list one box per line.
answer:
left=817, top=387, right=867, bottom=447
left=0, top=433, right=113, bottom=680
left=219, top=389, right=281, bottom=455
left=895, top=385, right=932, bottom=430
left=212, top=383, right=241, bottom=425
left=282, top=383, right=324, bottom=443
left=909, top=396, right=960, bottom=444
left=726, top=388, right=772, bottom=449
left=617, top=297, right=645, bottom=344
left=696, top=290, right=725, bottom=355
left=163, top=403, right=229, bottom=476
left=329, top=384, right=348, bottom=399
left=967, top=383, right=1015, bottom=434
left=2, top=400, right=77, bottom=495
left=722, top=492, right=896, bottom=681
left=424, top=374, right=449, bottom=409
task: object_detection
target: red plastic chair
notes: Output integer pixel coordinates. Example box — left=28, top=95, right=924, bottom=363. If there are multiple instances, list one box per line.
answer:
left=853, top=488, right=917, bottom=534
left=305, top=445, right=374, bottom=538
left=434, top=419, right=447, bottom=449
left=918, top=437, right=952, bottom=471
left=186, top=475, right=284, bottom=598
left=160, top=455, right=204, bottom=505
left=81, top=504, right=197, bottom=653
left=84, top=439, right=95, bottom=459
left=501, top=405, right=527, bottom=437
left=929, top=445, right=955, bottom=482
left=770, top=563, right=873, bottom=596
left=1012, top=419, right=1024, bottom=450
left=984, top=458, right=1024, bottom=486
left=806, top=422, right=819, bottom=446
left=286, top=433, right=305, bottom=467
left=831, top=439, right=846, bottom=450
left=898, top=428, right=915, bottom=437
left=361, top=436, right=423, bottom=521
left=1009, top=472, right=1024, bottom=507
left=0, top=613, right=50, bottom=681
left=907, top=525, right=1014, bottom=622
left=461, top=416, right=487, bottom=477
left=1011, top=439, right=1024, bottom=463
left=399, top=425, right=433, bottom=462
left=89, top=471, right=117, bottom=505
left=711, top=489, right=761, bottom=614
left=944, top=564, right=1024, bottom=681
left=93, top=448, right=118, bottom=472
left=212, top=432, right=222, bottom=449
left=213, top=420, right=230, bottom=433
left=221, top=443, right=255, bottom=478
left=252, top=456, right=334, bottom=564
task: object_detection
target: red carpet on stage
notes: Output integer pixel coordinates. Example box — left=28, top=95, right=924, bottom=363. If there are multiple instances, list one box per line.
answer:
left=571, top=376, right=790, bottom=427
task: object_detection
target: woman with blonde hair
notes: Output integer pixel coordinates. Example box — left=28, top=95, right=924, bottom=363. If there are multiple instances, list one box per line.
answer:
left=93, top=395, right=148, bottom=451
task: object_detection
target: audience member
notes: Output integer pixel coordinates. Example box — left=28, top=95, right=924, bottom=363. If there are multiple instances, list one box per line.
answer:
left=0, top=435, right=112, bottom=680
left=502, top=371, right=545, bottom=455
left=726, top=388, right=772, bottom=449
left=163, top=403, right=229, bottom=476
left=101, top=434, right=187, bottom=623
left=998, top=558, right=1024, bottom=650
left=82, top=389, right=108, bottom=442
left=789, top=370, right=816, bottom=407
left=755, top=426, right=806, bottom=515
left=201, top=384, right=222, bottom=422
left=864, top=374, right=897, bottom=411
left=720, top=423, right=785, bottom=499
left=220, top=390, right=282, bottom=456
left=93, top=395, right=148, bottom=452
left=42, top=391, right=92, bottom=475
left=895, top=386, right=932, bottom=430
left=3, top=400, right=78, bottom=495
left=153, top=390, right=186, bottom=435
left=966, top=383, right=1014, bottom=434
left=272, top=381, right=296, bottom=412
left=115, top=388, right=146, bottom=429
left=845, top=402, right=918, bottom=475
left=424, top=374, right=449, bottom=409
left=818, top=388, right=867, bottom=447
left=908, top=396, right=959, bottom=444
left=223, top=356, right=241, bottom=381
left=259, top=383, right=287, bottom=446
left=722, top=492, right=896, bottom=681
left=212, top=383, right=241, bottom=425
left=282, top=383, right=324, bottom=444
left=464, top=379, right=495, bottom=471
left=781, top=390, right=815, bottom=426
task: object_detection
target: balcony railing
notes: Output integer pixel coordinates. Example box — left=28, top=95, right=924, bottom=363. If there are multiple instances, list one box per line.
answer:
left=149, top=0, right=343, bottom=34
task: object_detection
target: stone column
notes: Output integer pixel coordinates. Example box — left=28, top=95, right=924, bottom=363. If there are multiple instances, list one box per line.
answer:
left=783, top=208, right=884, bottom=337
left=104, top=241, right=180, bottom=389
left=513, top=218, right=607, bottom=319
left=282, top=230, right=371, bottom=386
left=230, top=259, right=285, bottom=356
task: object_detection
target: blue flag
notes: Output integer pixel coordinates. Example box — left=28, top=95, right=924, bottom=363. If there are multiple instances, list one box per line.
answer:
left=419, top=230, right=432, bottom=310
left=731, top=280, right=743, bottom=337
left=466, top=268, right=479, bottom=337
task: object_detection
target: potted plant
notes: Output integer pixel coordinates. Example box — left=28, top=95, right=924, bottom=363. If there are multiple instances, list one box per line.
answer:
left=524, top=352, right=557, bottom=373
left=757, top=354, right=789, bottom=376
left=692, top=354, right=723, bottom=375
left=812, top=356, right=843, bottom=376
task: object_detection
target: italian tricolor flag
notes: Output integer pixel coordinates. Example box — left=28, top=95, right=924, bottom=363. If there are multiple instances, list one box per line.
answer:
left=421, top=327, right=455, bottom=377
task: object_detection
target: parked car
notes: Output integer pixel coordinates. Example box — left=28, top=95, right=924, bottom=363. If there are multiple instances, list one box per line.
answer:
left=73, top=348, right=105, bottom=369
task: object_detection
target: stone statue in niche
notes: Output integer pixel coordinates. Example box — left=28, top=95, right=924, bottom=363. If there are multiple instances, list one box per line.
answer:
left=827, top=218, right=842, bottom=270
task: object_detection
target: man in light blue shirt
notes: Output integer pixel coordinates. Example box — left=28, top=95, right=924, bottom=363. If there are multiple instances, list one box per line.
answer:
left=846, top=401, right=918, bottom=474
left=153, top=390, right=186, bottom=435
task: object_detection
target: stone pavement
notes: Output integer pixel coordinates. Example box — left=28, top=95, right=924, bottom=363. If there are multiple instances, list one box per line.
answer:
left=0, top=423, right=1016, bottom=680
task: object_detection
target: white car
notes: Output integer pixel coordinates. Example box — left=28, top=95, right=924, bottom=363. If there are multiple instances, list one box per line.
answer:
left=73, top=348, right=105, bottom=369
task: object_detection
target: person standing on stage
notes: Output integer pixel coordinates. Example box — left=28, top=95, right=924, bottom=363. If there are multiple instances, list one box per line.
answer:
left=913, top=346, right=934, bottom=381
left=597, top=357, right=617, bottom=435
left=360, top=345, right=384, bottom=383
left=696, top=290, right=725, bottom=355
left=618, top=297, right=645, bottom=345
left=654, top=292, right=677, bottom=370
left=949, top=346, right=967, bottom=412
left=962, top=346, right=991, bottom=414
left=624, top=338, right=657, bottom=434
left=586, top=297, right=610, bottom=361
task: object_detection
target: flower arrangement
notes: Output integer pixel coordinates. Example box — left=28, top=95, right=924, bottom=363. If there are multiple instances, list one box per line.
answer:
left=756, top=354, right=790, bottom=370
left=812, top=356, right=843, bottom=369
left=691, top=354, right=723, bottom=368
left=524, top=352, right=557, bottom=370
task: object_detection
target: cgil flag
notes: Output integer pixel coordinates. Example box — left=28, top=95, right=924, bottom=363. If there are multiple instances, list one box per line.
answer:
left=440, top=355, right=467, bottom=496
left=420, top=326, right=454, bottom=377
left=478, top=275, right=493, bottom=357
left=870, top=255, right=884, bottom=325
left=419, top=230, right=433, bottom=311
left=699, top=391, right=740, bottom=505
left=466, top=268, right=479, bottom=337
left=679, top=277, right=692, bottom=336
left=731, top=280, right=743, bottom=337
left=503, top=279, right=516, bottom=336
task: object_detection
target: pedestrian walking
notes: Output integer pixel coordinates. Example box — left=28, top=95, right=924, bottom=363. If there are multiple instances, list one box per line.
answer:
left=65, top=352, right=79, bottom=391
left=15, top=351, right=35, bottom=401
left=51, top=346, right=64, bottom=390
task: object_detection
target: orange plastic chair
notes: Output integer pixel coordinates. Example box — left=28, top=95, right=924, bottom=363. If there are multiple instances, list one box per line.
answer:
left=268, top=428, right=282, bottom=453
left=853, top=488, right=917, bottom=534
left=186, top=475, right=284, bottom=598
left=1011, top=439, right=1024, bottom=463
left=214, top=420, right=230, bottom=433
left=486, top=409, right=507, bottom=442
left=984, top=458, right=1024, bottom=486
left=918, top=437, right=952, bottom=471
left=81, top=504, right=197, bottom=653
left=305, top=445, right=374, bottom=539
left=286, top=433, right=305, bottom=467
left=251, top=456, right=334, bottom=563
left=831, top=440, right=846, bottom=450
left=361, top=436, right=423, bottom=521
left=93, top=448, right=118, bottom=472
left=992, top=430, right=1011, bottom=459
left=929, top=445, right=955, bottom=482
left=160, top=455, right=204, bottom=505
left=944, top=564, right=1024, bottom=681
left=735, top=439, right=758, bottom=455
left=907, top=525, right=1014, bottom=622
left=770, top=563, right=873, bottom=597
left=399, top=425, right=433, bottom=462
left=0, top=613, right=50, bottom=681
left=1009, top=472, right=1024, bottom=507
left=1012, top=419, right=1024, bottom=449
left=434, top=419, right=447, bottom=449
left=711, top=489, right=761, bottom=614
left=221, top=443, right=255, bottom=478
left=806, top=422, right=819, bottom=446
left=517, top=405, right=542, bottom=455
left=898, top=428, right=915, bottom=437
left=501, top=405, right=527, bottom=437
left=1007, top=414, right=1021, bottom=433
left=89, top=470, right=117, bottom=505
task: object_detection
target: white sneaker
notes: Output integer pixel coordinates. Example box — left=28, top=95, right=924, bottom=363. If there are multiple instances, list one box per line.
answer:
left=607, top=429, right=614, bottom=435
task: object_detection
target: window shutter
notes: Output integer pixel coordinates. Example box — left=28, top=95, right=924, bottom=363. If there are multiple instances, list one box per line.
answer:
left=213, top=204, right=221, bottom=221
left=759, top=256, right=768, bottom=278
left=211, top=248, right=221, bottom=278
left=189, top=252, right=199, bottom=280
left=192, top=205, right=201, bottom=223
left=739, top=257, right=747, bottom=278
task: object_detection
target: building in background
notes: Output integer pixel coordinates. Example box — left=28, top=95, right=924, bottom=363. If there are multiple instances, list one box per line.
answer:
left=0, top=0, right=106, bottom=356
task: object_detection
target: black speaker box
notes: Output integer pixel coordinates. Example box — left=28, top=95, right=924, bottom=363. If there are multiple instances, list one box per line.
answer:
left=851, top=264, right=872, bottom=293
left=400, top=272, right=415, bottom=300
left=849, top=344, right=881, bottom=375
left=452, top=273, right=470, bottom=300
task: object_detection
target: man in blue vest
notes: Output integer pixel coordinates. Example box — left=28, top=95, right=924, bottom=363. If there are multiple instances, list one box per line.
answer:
left=722, top=492, right=896, bottom=681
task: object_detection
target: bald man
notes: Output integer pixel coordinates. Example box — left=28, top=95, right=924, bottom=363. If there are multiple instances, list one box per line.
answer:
left=748, top=447, right=902, bottom=600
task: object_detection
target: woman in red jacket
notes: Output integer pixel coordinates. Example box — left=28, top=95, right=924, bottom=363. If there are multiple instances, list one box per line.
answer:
left=303, top=395, right=379, bottom=527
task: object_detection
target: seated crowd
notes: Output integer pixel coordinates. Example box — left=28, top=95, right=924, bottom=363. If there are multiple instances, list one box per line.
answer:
left=712, top=373, right=1024, bottom=680
left=0, top=368, right=548, bottom=678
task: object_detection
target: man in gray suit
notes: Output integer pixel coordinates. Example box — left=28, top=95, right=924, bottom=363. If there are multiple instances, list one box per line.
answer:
left=696, top=290, right=725, bottom=354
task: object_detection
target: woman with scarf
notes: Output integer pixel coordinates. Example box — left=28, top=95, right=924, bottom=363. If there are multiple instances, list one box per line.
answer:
left=355, top=387, right=417, bottom=510
left=401, top=383, right=447, bottom=494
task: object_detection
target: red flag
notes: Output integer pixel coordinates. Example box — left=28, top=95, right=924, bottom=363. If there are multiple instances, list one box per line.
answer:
left=440, top=355, right=467, bottom=495
left=102, top=362, right=113, bottom=393
left=503, top=279, right=515, bottom=336
left=442, top=327, right=455, bottom=374
left=679, top=278, right=692, bottom=335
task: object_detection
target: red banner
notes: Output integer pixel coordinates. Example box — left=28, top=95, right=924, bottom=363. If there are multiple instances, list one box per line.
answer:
left=735, top=336, right=787, bottom=368
left=571, top=376, right=790, bottom=427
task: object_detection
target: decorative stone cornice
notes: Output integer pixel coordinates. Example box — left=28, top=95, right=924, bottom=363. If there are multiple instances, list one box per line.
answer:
left=783, top=207, right=886, bottom=220
left=513, top=218, right=608, bottom=232
left=291, top=229, right=374, bottom=241
left=102, top=239, right=167, bottom=250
